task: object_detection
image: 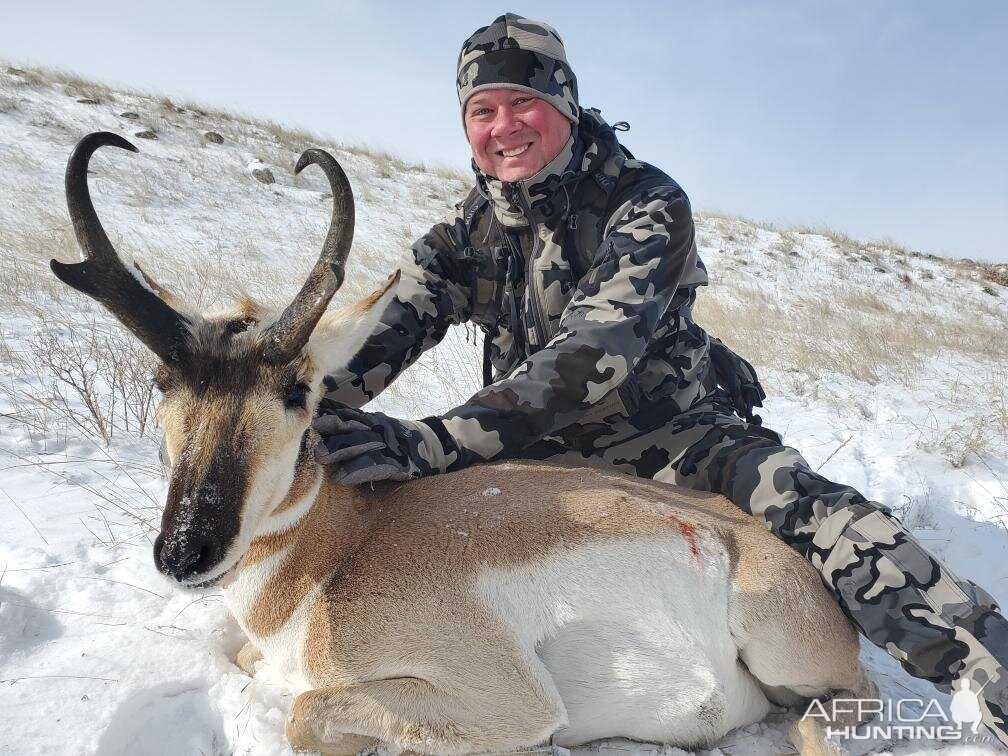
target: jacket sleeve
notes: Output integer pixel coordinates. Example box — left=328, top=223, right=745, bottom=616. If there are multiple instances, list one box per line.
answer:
left=434, top=183, right=698, bottom=464
left=323, top=212, right=473, bottom=408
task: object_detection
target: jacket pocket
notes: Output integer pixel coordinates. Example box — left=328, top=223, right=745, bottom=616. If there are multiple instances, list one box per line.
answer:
left=576, top=374, right=642, bottom=425
left=484, top=316, right=522, bottom=382
left=534, top=259, right=577, bottom=339
left=468, top=245, right=505, bottom=329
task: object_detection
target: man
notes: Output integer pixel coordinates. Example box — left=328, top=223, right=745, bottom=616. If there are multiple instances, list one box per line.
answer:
left=316, top=13, right=1008, bottom=745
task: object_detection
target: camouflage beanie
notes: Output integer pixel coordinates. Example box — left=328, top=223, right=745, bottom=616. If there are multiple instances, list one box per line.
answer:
left=457, top=13, right=580, bottom=124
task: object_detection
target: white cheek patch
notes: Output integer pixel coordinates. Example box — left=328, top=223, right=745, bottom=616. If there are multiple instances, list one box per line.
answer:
left=238, top=428, right=307, bottom=535
left=259, top=475, right=322, bottom=537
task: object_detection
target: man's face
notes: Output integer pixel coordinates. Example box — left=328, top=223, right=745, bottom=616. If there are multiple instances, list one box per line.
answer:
left=464, top=89, right=572, bottom=182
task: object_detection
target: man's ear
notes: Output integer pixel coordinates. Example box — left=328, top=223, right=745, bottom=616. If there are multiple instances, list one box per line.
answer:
left=310, top=270, right=400, bottom=377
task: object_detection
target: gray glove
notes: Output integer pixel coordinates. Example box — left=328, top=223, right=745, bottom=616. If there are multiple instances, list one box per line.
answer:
left=708, top=337, right=766, bottom=425
left=313, top=400, right=459, bottom=485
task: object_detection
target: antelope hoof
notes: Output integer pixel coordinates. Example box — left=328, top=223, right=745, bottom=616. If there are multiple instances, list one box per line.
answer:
left=789, top=718, right=848, bottom=756
left=234, top=641, right=262, bottom=676
left=285, top=711, right=378, bottom=755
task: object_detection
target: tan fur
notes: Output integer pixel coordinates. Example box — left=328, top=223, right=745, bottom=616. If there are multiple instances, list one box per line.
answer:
left=356, top=271, right=400, bottom=309
left=240, top=526, right=299, bottom=570
left=241, top=461, right=835, bottom=632
left=226, top=459, right=872, bottom=754
left=235, top=296, right=263, bottom=322
left=241, top=462, right=845, bottom=658
left=134, top=261, right=184, bottom=310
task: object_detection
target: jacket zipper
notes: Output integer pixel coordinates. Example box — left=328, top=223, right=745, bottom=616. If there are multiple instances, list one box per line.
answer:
left=500, top=237, right=528, bottom=358
left=511, top=185, right=548, bottom=348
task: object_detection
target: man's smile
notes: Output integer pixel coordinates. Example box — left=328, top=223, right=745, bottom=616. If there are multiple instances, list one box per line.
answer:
left=498, top=143, right=532, bottom=157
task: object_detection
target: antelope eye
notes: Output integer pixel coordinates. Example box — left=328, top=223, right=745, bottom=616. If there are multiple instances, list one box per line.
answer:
left=153, top=366, right=177, bottom=394
left=284, top=381, right=309, bottom=410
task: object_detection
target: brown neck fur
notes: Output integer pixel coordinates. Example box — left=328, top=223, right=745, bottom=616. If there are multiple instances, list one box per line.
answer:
left=239, top=447, right=390, bottom=637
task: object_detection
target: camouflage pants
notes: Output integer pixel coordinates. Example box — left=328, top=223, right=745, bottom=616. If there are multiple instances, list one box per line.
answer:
left=521, top=393, right=1008, bottom=744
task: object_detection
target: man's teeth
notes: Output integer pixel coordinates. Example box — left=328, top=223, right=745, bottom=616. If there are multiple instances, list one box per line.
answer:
left=500, top=144, right=530, bottom=157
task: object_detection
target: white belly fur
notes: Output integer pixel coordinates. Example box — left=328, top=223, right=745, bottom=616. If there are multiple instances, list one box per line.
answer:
left=473, top=536, right=770, bottom=747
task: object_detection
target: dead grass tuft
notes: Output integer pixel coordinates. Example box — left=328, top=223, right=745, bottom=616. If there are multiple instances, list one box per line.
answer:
left=693, top=282, right=1008, bottom=392
left=421, top=161, right=469, bottom=184
left=982, top=265, right=1008, bottom=288
left=0, top=94, right=20, bottom=113
left=791, top=223, right=861, bottom=253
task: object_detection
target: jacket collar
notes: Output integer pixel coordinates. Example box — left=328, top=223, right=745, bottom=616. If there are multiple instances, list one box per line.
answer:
left=473, top=110, right=621, bottom=229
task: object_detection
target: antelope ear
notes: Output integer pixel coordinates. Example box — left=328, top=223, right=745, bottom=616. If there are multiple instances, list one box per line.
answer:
left=310, top=270, right=400, bottom=377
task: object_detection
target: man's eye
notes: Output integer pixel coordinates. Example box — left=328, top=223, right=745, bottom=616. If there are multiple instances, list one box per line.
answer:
left=514, top=97, right=533, bottom=106
left=471, top=107, right=491, bottom=117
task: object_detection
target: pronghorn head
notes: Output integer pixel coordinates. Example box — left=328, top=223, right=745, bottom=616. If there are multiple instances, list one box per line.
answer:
left=51, top=132, right=396, bottom=587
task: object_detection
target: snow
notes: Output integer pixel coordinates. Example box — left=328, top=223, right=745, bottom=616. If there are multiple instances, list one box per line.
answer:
left=0, top=65, right=1005, bottom=755
left=127, top=261, right=159, bottom=296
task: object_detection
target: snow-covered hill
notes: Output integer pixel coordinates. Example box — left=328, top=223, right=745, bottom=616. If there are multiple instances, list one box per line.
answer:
left=0, top=64, right=1005, bottom=755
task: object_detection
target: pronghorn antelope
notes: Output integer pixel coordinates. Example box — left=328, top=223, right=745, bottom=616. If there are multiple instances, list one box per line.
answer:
left=53, top=131, right=877, bottom=756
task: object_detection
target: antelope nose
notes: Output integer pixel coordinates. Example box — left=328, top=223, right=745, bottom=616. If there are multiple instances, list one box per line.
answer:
left=153, top=531, right=218, bottom=581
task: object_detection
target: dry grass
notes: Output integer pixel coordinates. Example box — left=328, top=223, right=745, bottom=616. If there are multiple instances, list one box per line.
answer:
left=695, top=209, right=781, bottom=236
left=0, top=93, right=20, bottom=113
left=693, top=282, right=1008, bottom=388
left=3, top=65, right=49, bottom=88
left=346, top=142, right=411, bottom=175
left=693, top=270, right=1008, bottom=462
left=698, top=211, right=950, bottom=264
left=904, top=373, right=1008, bottom=468
left=421, top=161, right=470, bottom=184
left=983, top=264, right=1008, bottom=288
left=0, top=316, right=154, bottom=441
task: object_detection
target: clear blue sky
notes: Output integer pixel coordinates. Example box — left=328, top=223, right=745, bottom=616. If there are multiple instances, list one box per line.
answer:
left=4, top=1, right=1006, bottom=261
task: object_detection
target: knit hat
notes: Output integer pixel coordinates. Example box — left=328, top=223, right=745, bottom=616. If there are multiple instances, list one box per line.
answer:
left=457, top=13, right=579, bottom=124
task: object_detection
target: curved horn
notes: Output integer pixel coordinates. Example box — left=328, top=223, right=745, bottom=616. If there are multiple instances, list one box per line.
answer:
left=51, top=132, right=191, bottom=365
left=262, top=148, right=355, bottom=363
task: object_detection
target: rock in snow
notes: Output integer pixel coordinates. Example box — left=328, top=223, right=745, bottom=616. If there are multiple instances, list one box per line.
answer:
left=248, top=159, right=275, bottom=184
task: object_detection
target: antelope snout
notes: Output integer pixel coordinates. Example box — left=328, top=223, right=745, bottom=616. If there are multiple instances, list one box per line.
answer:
left=153, top=528, right=224, bottom=583
left=156, top=453, right=246, bottom=584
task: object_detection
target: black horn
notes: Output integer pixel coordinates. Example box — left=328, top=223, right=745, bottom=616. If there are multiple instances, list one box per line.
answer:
left=261, top=148, right=355, bottom=363
left=52, top=132, right=191, bottom=365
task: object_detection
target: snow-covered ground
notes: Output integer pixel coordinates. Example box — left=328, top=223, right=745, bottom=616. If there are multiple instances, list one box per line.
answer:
left=0, top=64, right=1005, bottom=755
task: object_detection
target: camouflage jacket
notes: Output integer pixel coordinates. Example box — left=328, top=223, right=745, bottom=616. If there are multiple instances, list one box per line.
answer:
left=324, top=110, right=714, bottom=466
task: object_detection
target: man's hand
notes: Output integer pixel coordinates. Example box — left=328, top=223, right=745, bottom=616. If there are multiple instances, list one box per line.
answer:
left=708, top=337, right=766, bottom=425
left=313, top=400, right=456, bottom=485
